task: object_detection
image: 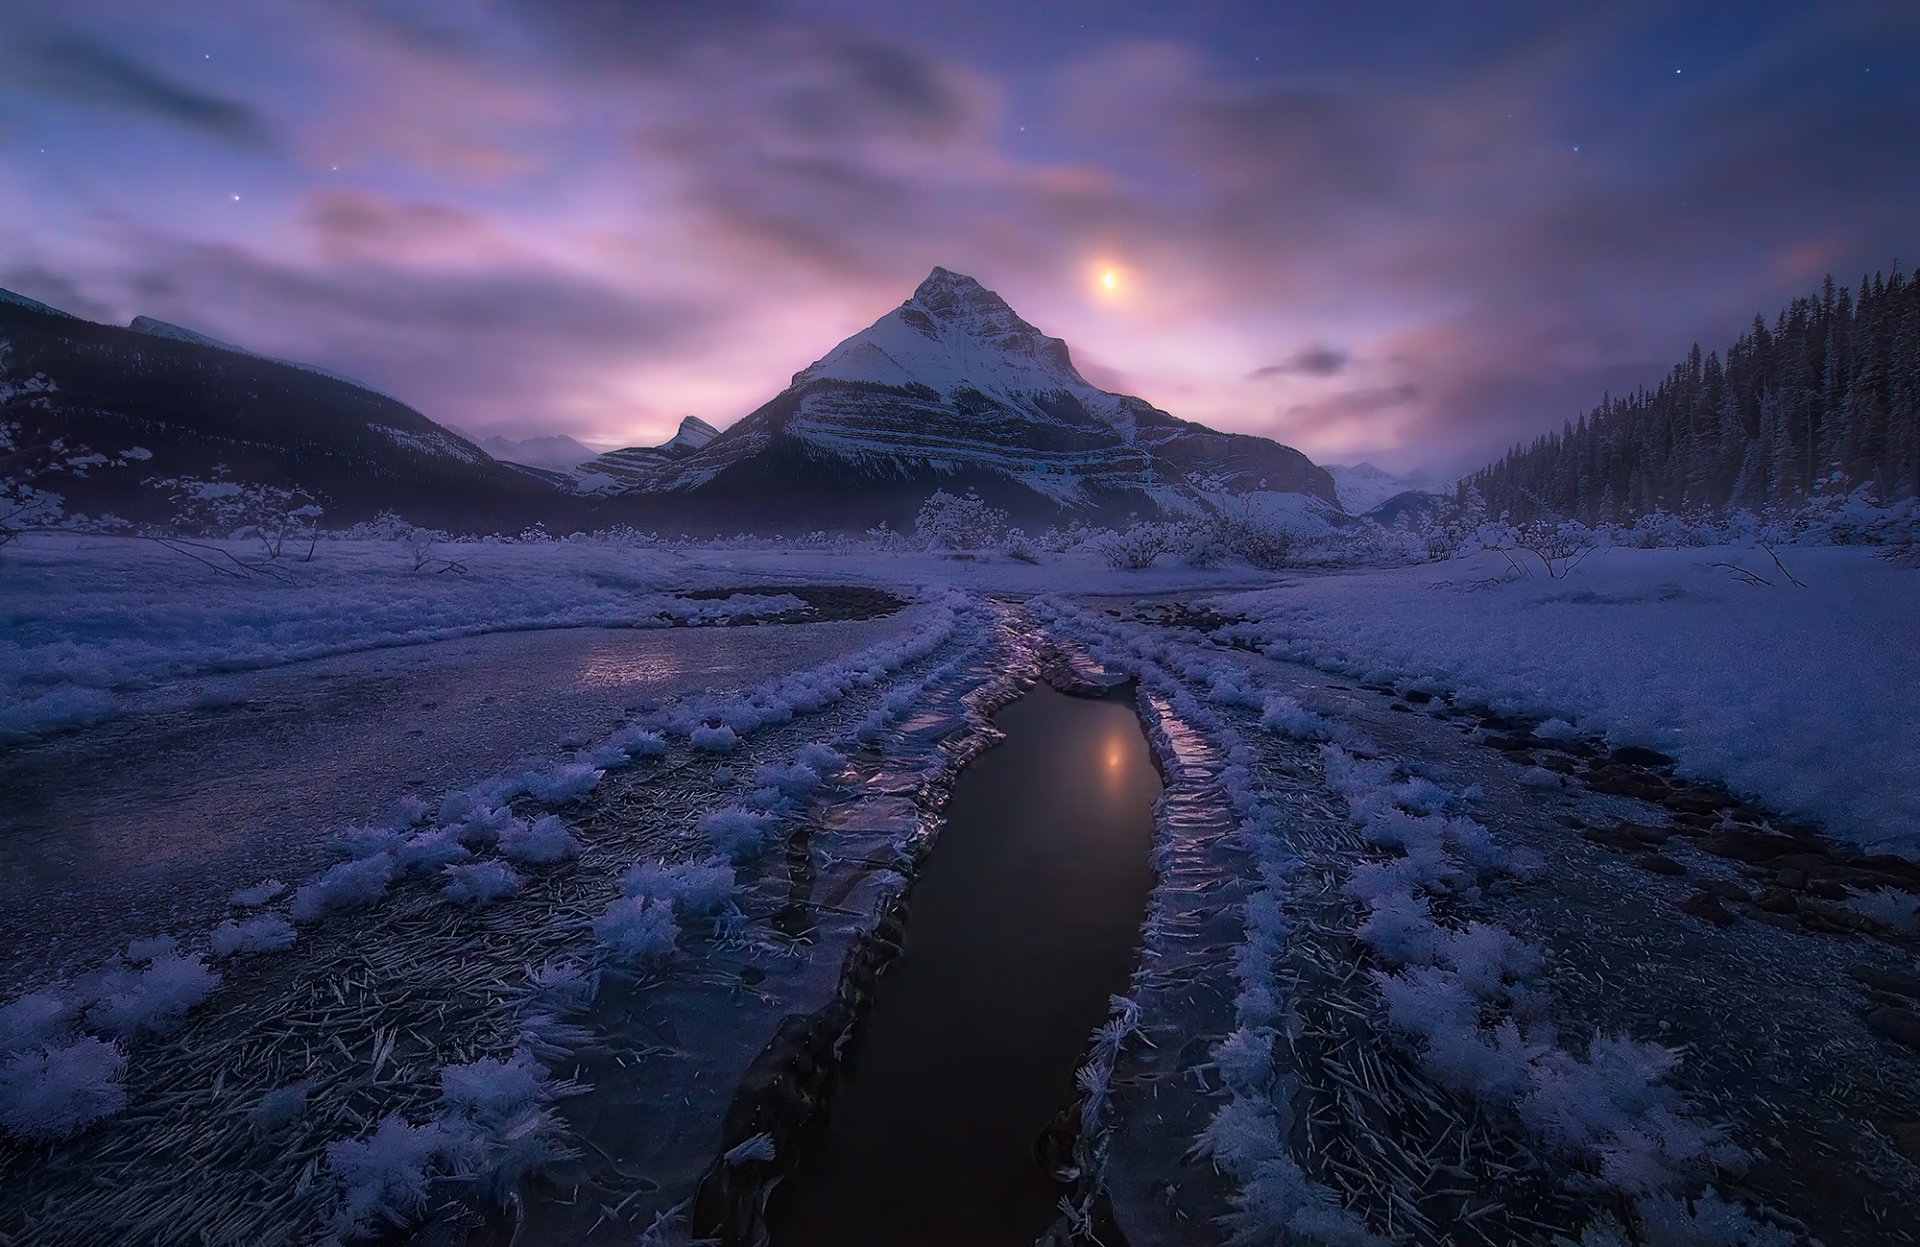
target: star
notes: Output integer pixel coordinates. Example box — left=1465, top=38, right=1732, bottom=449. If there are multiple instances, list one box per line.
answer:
left=231, top=194, right=241, bottom=201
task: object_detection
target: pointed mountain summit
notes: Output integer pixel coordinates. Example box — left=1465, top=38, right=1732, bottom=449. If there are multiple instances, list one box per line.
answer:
left=593, top=267, right=1335, bottom=530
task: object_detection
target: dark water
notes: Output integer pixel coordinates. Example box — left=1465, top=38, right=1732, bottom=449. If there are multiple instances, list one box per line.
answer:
left=771, top=682, right=1163, bottom=1247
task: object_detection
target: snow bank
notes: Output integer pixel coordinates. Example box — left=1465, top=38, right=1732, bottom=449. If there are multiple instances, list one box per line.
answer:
left=1217, top=546, right=1920, bottom=853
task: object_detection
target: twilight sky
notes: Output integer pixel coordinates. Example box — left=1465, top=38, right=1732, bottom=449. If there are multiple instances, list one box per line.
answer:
left=1, top=1, right=1916, bottom=472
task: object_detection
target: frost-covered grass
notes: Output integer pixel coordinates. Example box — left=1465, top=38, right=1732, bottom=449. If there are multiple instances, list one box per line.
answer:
left=1216, top=546, right=1920, bottom=854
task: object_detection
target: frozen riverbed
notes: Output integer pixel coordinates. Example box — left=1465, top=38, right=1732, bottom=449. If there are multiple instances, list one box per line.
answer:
left=0, top=610, right=913, bottom=988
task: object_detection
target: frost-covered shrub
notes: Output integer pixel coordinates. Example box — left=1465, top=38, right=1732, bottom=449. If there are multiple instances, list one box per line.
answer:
left=326, top=1114, right=462, bottom=1237
left=690, top=723, right=738, bottom=753
left=442, top=861, right=524, bottom=906
left=914, top=489, right=1007, bottom=552
left=291, top=853, right=398, bottom=923
left=230, top=878, right=287, bottom=907
left=211, top=915, right=298, bottom=958
left=0, top=1037, right=127, bottom=1143
left=592, top=896, right=679, bottom=966
left=86, top=952, right=221, bottom=1037
left=1002, top=528, right=1041, bottom=563
left=498, top=815, right=580, bottom=865
left=1097, top=521, right=1174, bottom=569
left=522, top=762, right=603, bottom=805
left=697, top=806, right=781, bottom=861
left=1178, top=518, right=1231, bottom=568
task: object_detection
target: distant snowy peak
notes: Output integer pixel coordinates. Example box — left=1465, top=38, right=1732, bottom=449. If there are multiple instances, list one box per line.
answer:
left=464, top=432, right=597, bottom=472
left=128, top=315, right=403, bottom=406
left=792, top=266, right=1146, bottom=439
left=1326, top=462, right=1451, bottom=514
left=570, top=416, right=723, bottom=492
left=0, top=286, right=78, bottom=320
left=575, top=265, right=1337, bottom=521
left=661, top=415, right=718, bottom=454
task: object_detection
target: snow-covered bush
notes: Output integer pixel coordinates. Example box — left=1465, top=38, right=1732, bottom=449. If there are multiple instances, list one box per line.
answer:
left=1002, top=528, right=1041, bottom=563
left=0, top=1036, right=127, bottom=1143
left=1515, top=518, right=1602, bottom=579
left=864, top=520, right=912, bottom=552
left=914, top=489, right=1007, bottom=552
left=211, top=914, right=298, bottom=957
left=1096, top=521, right=1174, bottom=569
left=497, top=815, right=580, bottom=865
left=155, top=466, right=326, bottom=561
left=442, top=861, right=524, bottom=906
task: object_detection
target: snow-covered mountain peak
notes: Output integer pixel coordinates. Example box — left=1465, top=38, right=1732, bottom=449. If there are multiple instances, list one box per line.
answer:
left=793, top=266, right=1136, bottom=436
left=663, top=415, right=718, bottom=454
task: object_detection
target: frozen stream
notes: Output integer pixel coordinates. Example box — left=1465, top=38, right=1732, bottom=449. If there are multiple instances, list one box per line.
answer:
left=770, top=682, right=1162, bottom=1247
left=0, top=613, right=913, bottom=988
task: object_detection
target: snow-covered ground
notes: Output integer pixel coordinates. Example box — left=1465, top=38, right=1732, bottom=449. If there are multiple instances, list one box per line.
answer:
left=1207, top=545, right=1920, bottom=855
left=6, top=534, right=1915, bottom=852
left=2, top=533, right=1915, bottom=1246
left=0, top=613, right=920, bottom=987
left=0, top=534, right=1277, bottom=741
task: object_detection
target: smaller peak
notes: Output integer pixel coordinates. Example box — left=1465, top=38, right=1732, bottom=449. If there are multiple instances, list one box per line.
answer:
left=660, top=414, right=718, bottom=453
left=0, top=286, right=76, bottom=319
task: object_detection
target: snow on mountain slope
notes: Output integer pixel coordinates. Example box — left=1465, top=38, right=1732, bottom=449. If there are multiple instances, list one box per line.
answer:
left=573, top=416, right=722, bottom=492
left=1325, top=462, right=1449, bottom=514
left=128, top=316, right=403, bottom=406
left=586, top=268, right=1335, bottom=524
left=792, top=266, right=1157, bottom=442
left=0, top=286, right=77, bottom=320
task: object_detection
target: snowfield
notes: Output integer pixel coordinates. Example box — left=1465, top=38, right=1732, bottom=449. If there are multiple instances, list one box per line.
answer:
left=1210, top=545, right=1920, bottom=855
left=1, top=529, right=1915, bottom=1246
